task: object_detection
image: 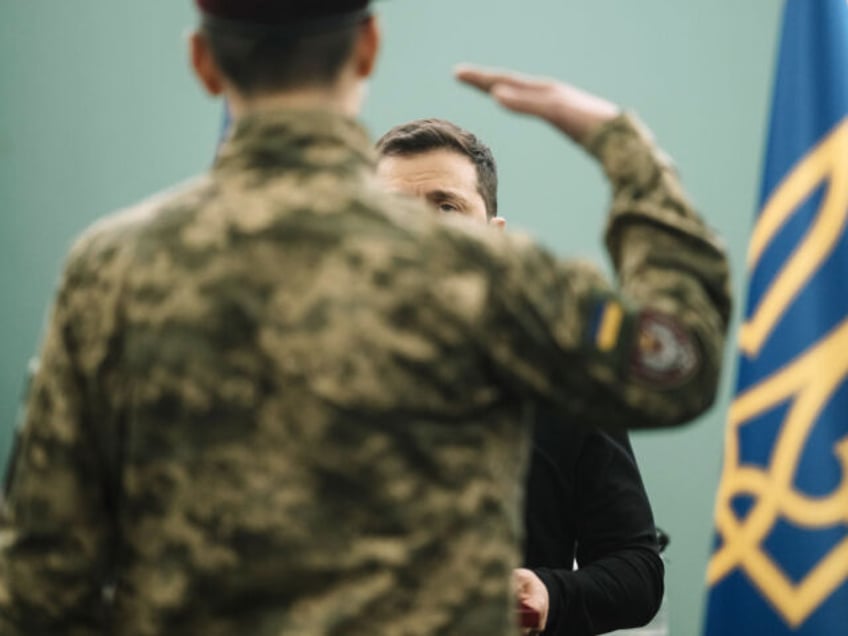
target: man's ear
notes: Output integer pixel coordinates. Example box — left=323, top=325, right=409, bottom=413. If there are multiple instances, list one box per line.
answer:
left=190, top=30, right=225, bottom=96
left=489, top=216, right=507, bottom=230
left=354, top=15, right=381, bottom=79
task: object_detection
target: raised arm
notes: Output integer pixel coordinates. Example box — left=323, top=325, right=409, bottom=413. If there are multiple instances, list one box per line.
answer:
left=457, top=65, right=732, bottom=429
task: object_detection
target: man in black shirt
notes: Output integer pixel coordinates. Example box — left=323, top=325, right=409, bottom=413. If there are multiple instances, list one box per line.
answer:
left=375, top=67, right=665, bottom=635
left=523, top=406, right=663, bottom=635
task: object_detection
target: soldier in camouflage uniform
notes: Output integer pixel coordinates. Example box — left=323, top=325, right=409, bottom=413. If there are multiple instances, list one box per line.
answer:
left=0, top=1, right=731, bottom=635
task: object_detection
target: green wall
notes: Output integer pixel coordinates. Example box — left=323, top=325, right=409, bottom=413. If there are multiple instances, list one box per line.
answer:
left=0, top=1, right=783, bottom=634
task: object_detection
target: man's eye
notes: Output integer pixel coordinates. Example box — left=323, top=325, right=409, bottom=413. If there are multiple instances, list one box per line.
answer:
left=438, top=202, right=459, bottom=213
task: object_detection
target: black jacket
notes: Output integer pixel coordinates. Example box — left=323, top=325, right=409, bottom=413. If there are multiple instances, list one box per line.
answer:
left=523, top=405, right=664, bottom=635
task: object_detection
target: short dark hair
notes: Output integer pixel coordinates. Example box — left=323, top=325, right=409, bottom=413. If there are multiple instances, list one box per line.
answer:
left=201, top=22, right=361, bottom=96
left=376, top=119, right=499, bottom=218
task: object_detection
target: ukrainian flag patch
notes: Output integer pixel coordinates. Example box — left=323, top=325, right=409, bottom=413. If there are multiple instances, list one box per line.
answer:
left=589, top=300, right=625, bottom=353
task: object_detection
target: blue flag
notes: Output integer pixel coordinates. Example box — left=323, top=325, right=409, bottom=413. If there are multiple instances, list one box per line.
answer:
left=704, top=1, right=848, bottom=634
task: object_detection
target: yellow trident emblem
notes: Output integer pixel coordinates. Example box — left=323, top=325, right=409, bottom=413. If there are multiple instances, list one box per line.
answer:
left=708, top=118, right=848, bottom=627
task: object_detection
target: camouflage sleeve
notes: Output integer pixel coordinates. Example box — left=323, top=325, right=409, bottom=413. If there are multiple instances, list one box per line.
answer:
left=487, top=113, right=732, bottom=429
left=0, top=250, right=114, bottom=635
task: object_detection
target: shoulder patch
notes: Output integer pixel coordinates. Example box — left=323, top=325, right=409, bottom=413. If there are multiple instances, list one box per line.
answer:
left=630, top=311, right=700, bottom=388
left=589, top=301, right=625, bottom=352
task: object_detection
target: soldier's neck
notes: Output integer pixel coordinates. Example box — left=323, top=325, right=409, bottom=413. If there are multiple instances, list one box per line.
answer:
left=227, top=82, right=363, bottom=121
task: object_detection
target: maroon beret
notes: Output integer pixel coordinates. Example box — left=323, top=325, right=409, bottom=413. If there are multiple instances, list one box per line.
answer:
left=196, top=0, right=371, bottom=25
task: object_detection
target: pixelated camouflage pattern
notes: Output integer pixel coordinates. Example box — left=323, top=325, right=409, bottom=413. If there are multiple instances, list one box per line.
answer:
left=0, top=108, right=730, bottom=635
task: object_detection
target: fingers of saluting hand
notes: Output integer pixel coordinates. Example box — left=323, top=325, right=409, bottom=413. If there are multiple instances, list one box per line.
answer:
left=454, top=64, right=547, bottom=94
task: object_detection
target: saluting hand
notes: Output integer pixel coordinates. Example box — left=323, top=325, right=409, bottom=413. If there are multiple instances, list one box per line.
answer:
left=454, top=64, right=620, bottom=144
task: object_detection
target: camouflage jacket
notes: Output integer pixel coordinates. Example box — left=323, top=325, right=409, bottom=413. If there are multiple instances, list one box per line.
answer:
left=0, top=108, right=730, bottom=635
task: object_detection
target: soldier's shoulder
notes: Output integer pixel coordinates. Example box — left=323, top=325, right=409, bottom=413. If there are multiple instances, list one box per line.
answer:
left=357, top=183, right=431, bottom=230
left=67, top=176, right=212, bottom=267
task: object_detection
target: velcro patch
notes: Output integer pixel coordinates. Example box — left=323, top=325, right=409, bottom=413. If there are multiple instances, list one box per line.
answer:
left=630, top=311, right=699, bottom=388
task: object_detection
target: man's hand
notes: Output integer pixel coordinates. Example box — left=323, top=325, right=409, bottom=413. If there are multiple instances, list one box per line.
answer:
left=455, top=65, right=620, bottom=144
left=514, top=568, right=549, bottom=634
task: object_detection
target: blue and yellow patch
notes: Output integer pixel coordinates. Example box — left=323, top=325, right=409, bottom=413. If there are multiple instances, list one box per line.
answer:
left=589, top=300, right=625, bottom=353
left=586, top=298, right=700, bottom=389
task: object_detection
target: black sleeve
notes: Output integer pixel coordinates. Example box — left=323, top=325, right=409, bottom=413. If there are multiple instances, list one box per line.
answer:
left=535, top=427, right=664, bottom=636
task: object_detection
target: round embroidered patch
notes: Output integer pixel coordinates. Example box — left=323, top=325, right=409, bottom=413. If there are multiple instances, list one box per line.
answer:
left=630, top=311, right=700, bottom=387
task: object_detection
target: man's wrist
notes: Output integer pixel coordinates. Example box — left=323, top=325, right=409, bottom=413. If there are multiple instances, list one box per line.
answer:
left=532, top=568, right=562, bottom=635
left=582, top=112, right=668, bottom=188
left=547, top=85, right=621, bottom=143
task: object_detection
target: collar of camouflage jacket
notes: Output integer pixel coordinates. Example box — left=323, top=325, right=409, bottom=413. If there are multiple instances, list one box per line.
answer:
left=213, top=108, right=377, bottom=177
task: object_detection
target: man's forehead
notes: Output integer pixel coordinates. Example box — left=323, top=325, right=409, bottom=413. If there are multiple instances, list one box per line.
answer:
left=376, top=149, right=479, bottom=188
left=376, top=149, right=489, bottom=221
